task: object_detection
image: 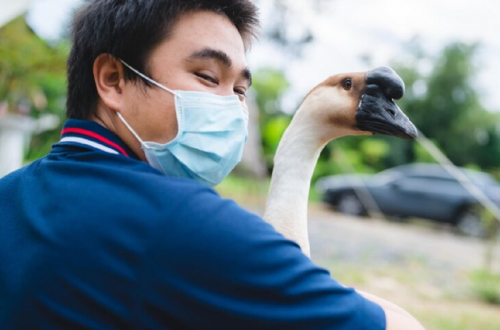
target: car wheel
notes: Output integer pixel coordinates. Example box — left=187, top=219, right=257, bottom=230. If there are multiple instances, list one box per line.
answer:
left=336, top=192, right=365, bottom=216
left=456, top=209, right=486, bottom=238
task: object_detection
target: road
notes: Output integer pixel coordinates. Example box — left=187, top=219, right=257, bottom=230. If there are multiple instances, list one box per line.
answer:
left=308, top=206, right=500, bottom=274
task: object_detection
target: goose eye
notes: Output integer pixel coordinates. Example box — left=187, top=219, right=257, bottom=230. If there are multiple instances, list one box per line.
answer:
left=342, top=78, right=352, bottom=90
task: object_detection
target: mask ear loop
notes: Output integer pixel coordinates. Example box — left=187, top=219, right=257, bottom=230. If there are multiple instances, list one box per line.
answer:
left=119, top=59, right=181, bottom=98
left=116, top=112, right=152, bottom=150
left=117, top=59, right=182, bottom=150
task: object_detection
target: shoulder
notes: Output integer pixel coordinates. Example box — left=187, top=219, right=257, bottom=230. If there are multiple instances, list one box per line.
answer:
left=51, top=150, right=217, bottom=218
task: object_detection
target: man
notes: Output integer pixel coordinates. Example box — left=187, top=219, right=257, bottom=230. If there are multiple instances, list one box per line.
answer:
left=0, top=0, right=424, bottom=329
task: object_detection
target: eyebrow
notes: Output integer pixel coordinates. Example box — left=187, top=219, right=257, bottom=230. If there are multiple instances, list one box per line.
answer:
left=187, top=48, right=252, bottom=87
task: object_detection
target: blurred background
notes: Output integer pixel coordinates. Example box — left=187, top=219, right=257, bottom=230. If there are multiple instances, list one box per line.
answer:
left=1, top=0, right=500, bottom=328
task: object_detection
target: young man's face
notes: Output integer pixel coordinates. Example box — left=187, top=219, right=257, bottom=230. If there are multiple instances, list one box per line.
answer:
left=118, top=10, right=250, bottom=159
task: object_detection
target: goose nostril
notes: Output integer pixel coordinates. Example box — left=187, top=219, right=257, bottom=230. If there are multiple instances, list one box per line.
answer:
left=385, top=107, right=396, bottom=117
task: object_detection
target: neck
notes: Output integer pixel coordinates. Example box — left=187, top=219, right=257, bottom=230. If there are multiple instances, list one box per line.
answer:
left=263, top=104, right=343, bottom=256
left=91, top=103, right=147, bottom=161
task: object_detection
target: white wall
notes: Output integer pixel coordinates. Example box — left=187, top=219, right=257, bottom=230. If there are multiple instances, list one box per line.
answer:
left=0, top=116, right=35, bottom=177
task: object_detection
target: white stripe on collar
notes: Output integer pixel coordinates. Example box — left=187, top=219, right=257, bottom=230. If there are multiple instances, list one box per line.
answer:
left=60, top=137, right=119, bottom=155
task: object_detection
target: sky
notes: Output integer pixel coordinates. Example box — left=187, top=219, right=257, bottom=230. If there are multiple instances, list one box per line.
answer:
left=251, top=0, right=500, bottom=112
left=24, top=0, right=500, bottom=112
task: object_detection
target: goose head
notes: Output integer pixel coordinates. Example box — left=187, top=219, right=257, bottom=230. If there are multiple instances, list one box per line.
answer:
left=298, top=66, right=417, bottom=143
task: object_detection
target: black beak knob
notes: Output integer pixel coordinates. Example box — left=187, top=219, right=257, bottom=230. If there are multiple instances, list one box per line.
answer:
left=366, top=66, right=405, bottom=100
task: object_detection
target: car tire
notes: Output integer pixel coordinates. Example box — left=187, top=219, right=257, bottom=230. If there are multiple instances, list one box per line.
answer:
left=455, top=208, right=486, bottom=238
left=336, top=192, right=365, bottom=216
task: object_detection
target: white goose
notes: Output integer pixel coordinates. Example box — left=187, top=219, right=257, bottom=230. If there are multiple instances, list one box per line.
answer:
left=263, top=67, right=418, bottom=256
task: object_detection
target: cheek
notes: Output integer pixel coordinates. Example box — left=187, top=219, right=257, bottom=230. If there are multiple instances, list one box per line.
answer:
left=125, top=87, right=178, bottom=143
left=328, top=114, right=357, bottom=129
left=147, top=92, right=178, bottom=143
left=326, top=98, right=359, bottom=128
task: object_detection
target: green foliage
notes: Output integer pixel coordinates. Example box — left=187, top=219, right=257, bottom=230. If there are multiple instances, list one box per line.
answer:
left=0, top=16, right=69, bottom=162
left=390, top=41, right=500, bottom=173
left=311, top=139, right=381, bottom=183
left=359, top=139, right=390, bottom=166
left=262, top=116, right=290, bottom=153
left=251, top=68, right=291, bottom=168
left=413, top=139, right=439, bottom=164
left=312, top=152, right=340, bottom=182
left=0, top=17, right=67, bottom=113
left=469, top=269, right=500, bottom=305
left=252, top=68, right=290, bottom=116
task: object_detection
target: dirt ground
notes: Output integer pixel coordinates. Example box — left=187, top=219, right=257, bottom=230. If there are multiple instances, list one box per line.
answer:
left=306, top=205, right=500, bottom=330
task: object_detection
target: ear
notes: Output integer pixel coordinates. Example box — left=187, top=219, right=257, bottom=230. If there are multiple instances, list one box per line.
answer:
left=93, top=54, right=126, bottom=112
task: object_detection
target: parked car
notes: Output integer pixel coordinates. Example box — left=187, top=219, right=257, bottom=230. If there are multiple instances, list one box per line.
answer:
left=316, top=163, right=500, bottom=237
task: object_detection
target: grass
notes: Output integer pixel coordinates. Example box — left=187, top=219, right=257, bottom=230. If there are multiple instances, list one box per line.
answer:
left=216, top=175, right=269, bottom=208
left=412, top=305, right=500, bottom=330
left=319, top=257, right=500, bottom=330
left=216, top=174, right=322, bottom=204
left=469, top=269, right=500, bottom=305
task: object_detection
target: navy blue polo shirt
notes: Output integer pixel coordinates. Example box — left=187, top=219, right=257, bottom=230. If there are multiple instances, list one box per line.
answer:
left=0, top=119, right=385, bottom=329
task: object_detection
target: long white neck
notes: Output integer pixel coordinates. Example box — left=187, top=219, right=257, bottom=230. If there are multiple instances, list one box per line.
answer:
left=263, top=100, right=344, bottom=257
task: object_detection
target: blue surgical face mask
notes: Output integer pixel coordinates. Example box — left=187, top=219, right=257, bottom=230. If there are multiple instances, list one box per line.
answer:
left=117, top=60, right=248, bottom=187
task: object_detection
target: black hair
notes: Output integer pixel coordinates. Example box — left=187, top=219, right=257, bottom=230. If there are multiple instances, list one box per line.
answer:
left=66, top=0, right=259, bottom=119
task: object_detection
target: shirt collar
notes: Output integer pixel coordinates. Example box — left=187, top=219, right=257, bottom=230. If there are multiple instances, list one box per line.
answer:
left=55, top=119, right=139, bottom=159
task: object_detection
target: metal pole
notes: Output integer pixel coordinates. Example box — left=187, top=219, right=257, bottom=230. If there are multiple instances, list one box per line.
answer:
left=416, top=130, right=500, bottom=224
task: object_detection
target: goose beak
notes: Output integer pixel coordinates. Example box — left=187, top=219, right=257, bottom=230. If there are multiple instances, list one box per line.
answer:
left=355, top=66, right=418, bottom=140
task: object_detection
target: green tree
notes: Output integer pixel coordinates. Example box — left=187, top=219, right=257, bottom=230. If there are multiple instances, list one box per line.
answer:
left=0, top=16, right=69, bottom=161
left=310, top=40, right=500, bottom=180
left=251, top=67, right=291, bottom=169
left=387, top=41, right=500, bottom=172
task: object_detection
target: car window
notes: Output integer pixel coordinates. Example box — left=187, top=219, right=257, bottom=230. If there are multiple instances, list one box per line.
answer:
left=371, top=170, right=402, bottom=185
left=393, top=176, right=466, bottom=195
left=466, top=171, right=497, bottom=186
left=372, top=165, right=499, bottom=193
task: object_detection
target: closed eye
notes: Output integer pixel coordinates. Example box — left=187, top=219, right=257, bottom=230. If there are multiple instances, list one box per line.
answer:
left=195, top=72, right=246, bottom=98
left=195, top=72, right=218, bottom=85
left=234, top=87, right=247, bottom=97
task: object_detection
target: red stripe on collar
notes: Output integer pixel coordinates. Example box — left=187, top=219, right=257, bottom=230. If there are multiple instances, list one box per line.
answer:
left=62, top=128, right=129, bottom=157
